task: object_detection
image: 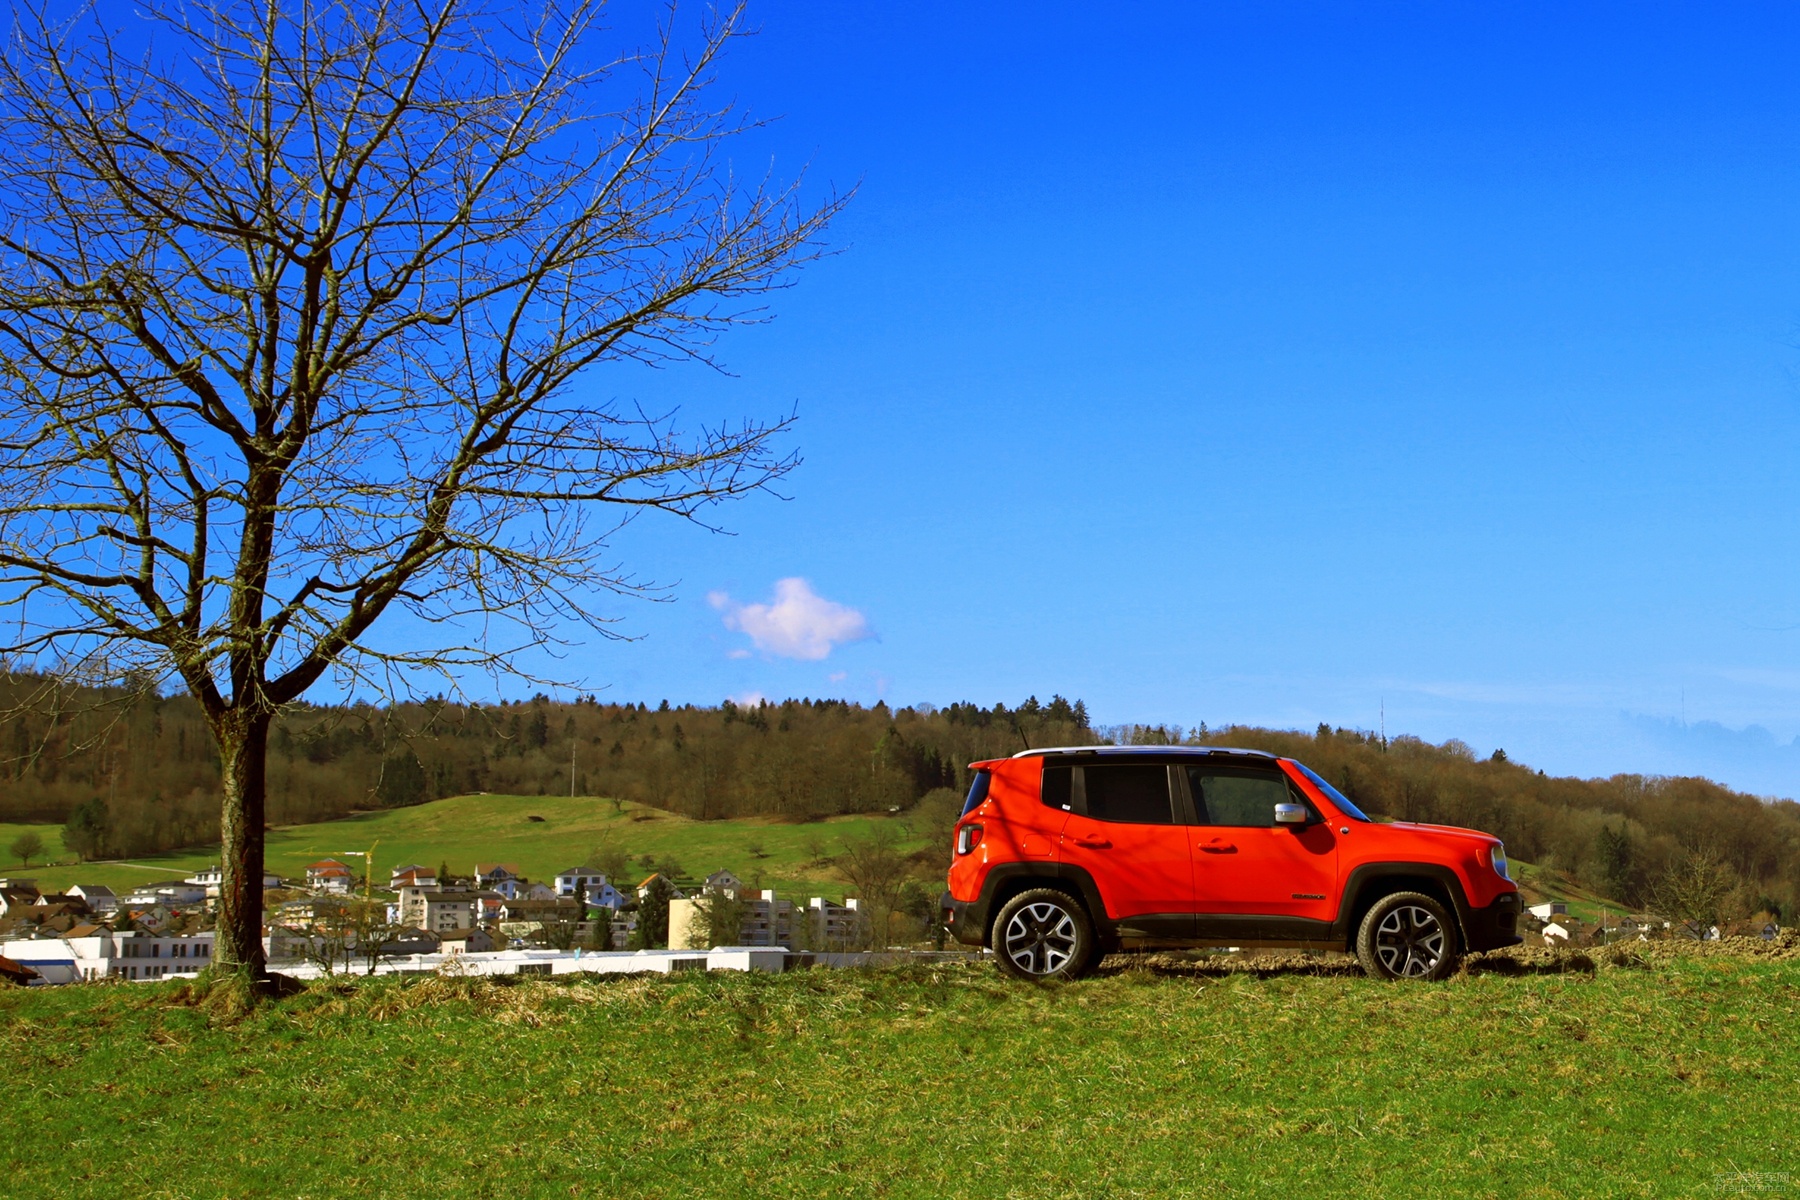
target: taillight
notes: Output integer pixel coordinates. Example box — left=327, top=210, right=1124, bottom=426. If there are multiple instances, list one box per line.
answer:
left=956, top=823, right=984, bottom=856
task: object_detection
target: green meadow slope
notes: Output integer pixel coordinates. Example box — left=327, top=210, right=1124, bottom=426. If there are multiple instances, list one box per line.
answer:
left=3, top=942, right=1797, bottom=1199
left=9, top=797, right=1642, bottom=932
left=3, top=795, right=930, bottom=898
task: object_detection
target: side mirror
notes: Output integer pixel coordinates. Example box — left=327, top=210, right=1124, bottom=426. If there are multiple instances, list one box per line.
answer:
left=1274, top=803, right=1309, bottom=825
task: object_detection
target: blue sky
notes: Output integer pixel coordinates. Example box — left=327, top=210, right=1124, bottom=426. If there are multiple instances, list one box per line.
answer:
left=519, top=3, right=1800, bottom=797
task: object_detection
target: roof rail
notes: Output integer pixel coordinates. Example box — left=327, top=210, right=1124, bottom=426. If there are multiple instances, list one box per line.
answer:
left=1012, top=745, right=1276, bottom=759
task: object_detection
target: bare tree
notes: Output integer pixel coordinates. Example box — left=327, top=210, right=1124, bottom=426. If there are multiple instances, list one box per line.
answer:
left=1651, top=844, right=1738, bottom=940
left=0, top=0, right=844, bottom=979
left=836, top=826, right=908, bottom=949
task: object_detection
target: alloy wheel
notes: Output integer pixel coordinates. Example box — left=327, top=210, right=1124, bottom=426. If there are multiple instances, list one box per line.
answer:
left=1002, top=900, right=1079, bottom=976
left=1374, top=904, right=1446, bottom=978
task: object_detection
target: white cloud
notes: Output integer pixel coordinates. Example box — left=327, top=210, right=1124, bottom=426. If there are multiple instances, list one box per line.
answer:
left=711, top=578, right=872, bottom=661
left=730, top=690, right=768, bottom=707
left=828, top=671, right=848, bottom=684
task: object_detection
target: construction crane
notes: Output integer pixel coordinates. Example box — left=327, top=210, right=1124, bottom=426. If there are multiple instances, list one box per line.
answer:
left=336, top=841, right=380, bottom=905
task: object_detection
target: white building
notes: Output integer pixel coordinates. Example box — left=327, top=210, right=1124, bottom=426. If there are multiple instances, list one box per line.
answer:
left=119, top=884, right=208, bottom=909
left=389, top=864, right=438, bottom=889
left=473, top=864, right=519, bottom=888
left=1527, top=902, right=1568, bottom=921
left=306, top=859, right=355, bottom=894
left=487, top=878, right=553, bottom=901
left=66, top=884, right=118, bottom=914
left=669, top=891, right=868, bottom=951
left=555, top=867, right=625, bottom=910
left=437, top=927, right=498, bottom=955
left=739, top=891, right=796, bottom=947
left=704, top=869, right=745, bottom=898
left=635, top=873, right=689, bottom=901
left=808, top=897, right=865, bottom=949
left=397, top=887, right=502, bottom=932
left=669, top=893, right=793, bottom=950
left=181, top=867, right=282, bottom=898
left=0, top=929, right=216, bottom=983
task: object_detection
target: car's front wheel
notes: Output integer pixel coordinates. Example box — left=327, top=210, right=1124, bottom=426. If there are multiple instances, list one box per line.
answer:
left=1355, top=891, right=1459, bottom=981
left=991, top=888, right=1096, bottom=981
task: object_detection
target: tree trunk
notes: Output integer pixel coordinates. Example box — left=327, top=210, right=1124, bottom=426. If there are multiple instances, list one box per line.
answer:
left=215, top=711, right=272, bottom=976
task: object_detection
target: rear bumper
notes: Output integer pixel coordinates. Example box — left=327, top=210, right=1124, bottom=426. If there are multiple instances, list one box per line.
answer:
left=940, top=889, right=989, bottom=948
left=1463, top=889, right=1523, bottom=952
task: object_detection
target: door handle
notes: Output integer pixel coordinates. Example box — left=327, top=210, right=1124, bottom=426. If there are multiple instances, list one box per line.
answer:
left=1199, top=838, right=1237, bottom=853
left=1071, top=836, right=1112, bottom=849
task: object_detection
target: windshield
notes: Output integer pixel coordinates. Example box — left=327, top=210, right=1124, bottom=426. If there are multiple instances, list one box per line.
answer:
left=1292, top=762, right=1372, bottom=822
left=960, top=770, right=992, bottom=816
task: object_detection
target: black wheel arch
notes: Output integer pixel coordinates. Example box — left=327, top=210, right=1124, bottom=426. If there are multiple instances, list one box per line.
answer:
left=970, top=863, right=1116, bottom=951
left=1335, top=863, right=1473, bottom=953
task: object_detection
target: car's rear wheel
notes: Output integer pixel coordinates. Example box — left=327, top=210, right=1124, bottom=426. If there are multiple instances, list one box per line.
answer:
left=991, top=888, right=1096, bottom=981
left=1355, top=891, right=1459, bottom=981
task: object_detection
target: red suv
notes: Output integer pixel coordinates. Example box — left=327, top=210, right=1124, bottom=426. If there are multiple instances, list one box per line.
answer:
left=941, top=746, right=1521, bottom=980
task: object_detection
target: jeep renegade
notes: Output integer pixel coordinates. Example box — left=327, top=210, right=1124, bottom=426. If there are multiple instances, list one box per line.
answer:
left=940, top=745, right=1522, bottom=980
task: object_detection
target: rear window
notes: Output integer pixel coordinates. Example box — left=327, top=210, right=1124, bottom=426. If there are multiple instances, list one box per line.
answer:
left=1076, top=763, right=1175, bottom=825
left=960, top=770, right=991, bottom=816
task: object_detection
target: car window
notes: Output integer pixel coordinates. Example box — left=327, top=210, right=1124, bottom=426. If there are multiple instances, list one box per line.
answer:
left=960, top=770, right=991, bottom=816
left=1079, top=764, right=1174, bottom=825
left=1291, top=761, right=1372, bottom=822
left=1186, top=768, right=1297, bottom=827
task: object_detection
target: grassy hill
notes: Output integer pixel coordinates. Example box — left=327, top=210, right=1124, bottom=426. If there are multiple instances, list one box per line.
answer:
left=1, top=795, right=934, bottom=899
left=3, top=943, right=1798, bottom=1197
left=1509, top=858, right=1635, bottom=926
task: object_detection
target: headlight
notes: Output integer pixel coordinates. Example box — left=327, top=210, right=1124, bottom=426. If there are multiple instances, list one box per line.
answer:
left=1490, top=843, right=1511, bottom=880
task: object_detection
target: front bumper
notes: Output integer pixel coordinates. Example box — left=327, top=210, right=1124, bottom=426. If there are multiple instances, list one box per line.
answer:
left=1463, top=889, right=1523, bottom=952
left=940, top=889, right=987, bottom=948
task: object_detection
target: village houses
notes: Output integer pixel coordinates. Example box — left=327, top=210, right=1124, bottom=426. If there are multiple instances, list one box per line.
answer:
left=306, top=860, right=356, bottom=894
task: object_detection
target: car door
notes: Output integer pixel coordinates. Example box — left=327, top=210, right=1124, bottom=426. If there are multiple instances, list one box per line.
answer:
left=1052, top=760, right=1195, bottom=937
left=1184, top=764, right=1339, bottom=934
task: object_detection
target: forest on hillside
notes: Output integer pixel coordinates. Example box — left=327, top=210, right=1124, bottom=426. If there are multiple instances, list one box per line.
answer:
left=0, top=674, right=1094, bottom=855
left=2, top=672, right=1797, bottom=919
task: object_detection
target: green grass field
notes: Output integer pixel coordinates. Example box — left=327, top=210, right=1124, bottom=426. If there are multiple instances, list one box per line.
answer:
left=1, top=795, right=930, bottom=898
left=2, top=942, right=1796, bottom=1198
left=0, top=821, right=68, bottom=875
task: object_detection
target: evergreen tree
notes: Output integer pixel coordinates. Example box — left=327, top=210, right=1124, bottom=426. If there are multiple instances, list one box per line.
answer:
left=375, top=750, right=428, bottom=808
left=1593, top=824, right=1638, bottom=905
left=63, top=797, right=110, bottom=861
left=630, top=876, right=673, bottom=949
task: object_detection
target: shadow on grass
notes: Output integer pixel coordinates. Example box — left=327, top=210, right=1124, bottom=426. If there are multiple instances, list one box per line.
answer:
left=1459, top=950, right=1598, bottom=977
left=1090, top=947, right=1623, bottom=981
left=1092, top=953, right=1364, bottom=981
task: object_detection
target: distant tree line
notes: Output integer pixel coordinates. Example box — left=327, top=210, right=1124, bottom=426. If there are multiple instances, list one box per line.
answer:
left=7, top=669, right=1797, bottom=920
left=0, top=674, right=1094, bottom=859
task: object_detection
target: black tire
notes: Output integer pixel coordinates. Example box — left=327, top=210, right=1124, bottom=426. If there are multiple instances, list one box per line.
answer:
left=1355, top=891, right=1460, bottom=981
left=990, top=888, right=1097, bottom=981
